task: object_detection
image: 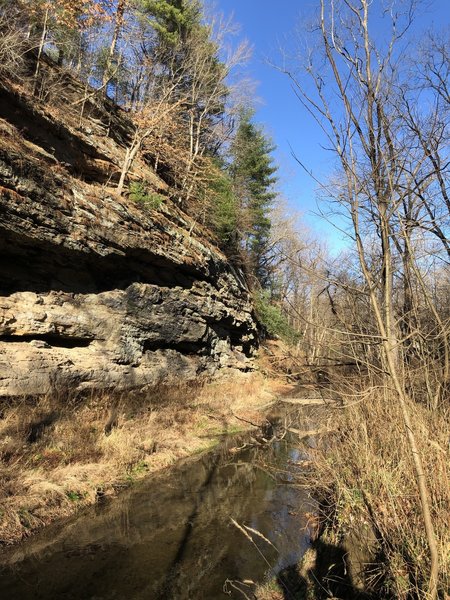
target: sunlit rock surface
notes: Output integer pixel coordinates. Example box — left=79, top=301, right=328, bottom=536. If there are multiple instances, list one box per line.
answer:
left=0, top=78, right=257, bottom=396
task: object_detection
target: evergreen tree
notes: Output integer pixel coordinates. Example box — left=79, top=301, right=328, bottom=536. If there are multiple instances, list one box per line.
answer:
left=138, top=0, right=200, bottom=48
left=208, top=162, right=238, bottom=251
left=230, top=110, right=278, bottom=287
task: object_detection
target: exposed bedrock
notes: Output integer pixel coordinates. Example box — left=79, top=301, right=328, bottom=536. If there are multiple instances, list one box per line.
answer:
left=0, top=81, right=258, bottom=397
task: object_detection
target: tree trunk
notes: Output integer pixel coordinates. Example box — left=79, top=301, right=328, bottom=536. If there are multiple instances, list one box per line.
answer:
left=32, top=6, right=49, bottom=96
left=102, top=0, right=126, bottom=92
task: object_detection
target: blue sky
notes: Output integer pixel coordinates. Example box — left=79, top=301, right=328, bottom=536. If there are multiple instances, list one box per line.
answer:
left=215, top=0, right=450, bottom=252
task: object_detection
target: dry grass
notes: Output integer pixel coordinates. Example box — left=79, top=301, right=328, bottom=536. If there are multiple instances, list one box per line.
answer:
left=312, top=385, right=450, bottom=599
left=0, top=372, right=273, bottom=545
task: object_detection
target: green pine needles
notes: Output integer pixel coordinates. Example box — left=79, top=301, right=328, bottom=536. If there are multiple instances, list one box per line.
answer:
left=138, top=0, right=202, bottom=46
left=129, top=181, right=164, bottom=210
left=255, top=291, right=300, bottom=344
left=230, top=109, right=278, bottom=288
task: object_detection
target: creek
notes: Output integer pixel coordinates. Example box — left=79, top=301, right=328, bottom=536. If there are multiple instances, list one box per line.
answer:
left=0, top=403, right=320, bottom=600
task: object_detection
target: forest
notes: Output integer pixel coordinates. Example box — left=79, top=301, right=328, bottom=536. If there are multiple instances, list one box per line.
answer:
left=0, top=0, right=448, bottom=598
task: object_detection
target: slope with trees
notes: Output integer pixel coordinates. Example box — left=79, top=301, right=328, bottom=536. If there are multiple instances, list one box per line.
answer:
left=0, top=0, right=275, bottom=287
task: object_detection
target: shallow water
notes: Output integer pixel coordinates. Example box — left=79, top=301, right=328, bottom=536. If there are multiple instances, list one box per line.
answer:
left=0, top=415, right=316, bottom=599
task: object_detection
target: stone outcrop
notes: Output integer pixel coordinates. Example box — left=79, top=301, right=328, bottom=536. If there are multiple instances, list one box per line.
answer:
left=0, top=75, right=258, bottom=397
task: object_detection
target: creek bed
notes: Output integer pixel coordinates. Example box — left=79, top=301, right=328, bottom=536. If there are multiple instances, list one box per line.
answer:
left=0, top=405, right=320, bottom=600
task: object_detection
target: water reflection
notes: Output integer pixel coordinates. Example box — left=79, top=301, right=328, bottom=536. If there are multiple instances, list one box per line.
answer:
left=0, top=429, right=315, bottom=599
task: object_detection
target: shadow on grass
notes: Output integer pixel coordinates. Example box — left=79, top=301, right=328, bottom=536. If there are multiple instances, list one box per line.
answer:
left=276, top=539, right=375, bottom=600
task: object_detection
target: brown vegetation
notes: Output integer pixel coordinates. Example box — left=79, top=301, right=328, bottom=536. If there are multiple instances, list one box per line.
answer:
left=0, top=2, right=448, bottom=596
left=0, top=373, right=274, bottom=546
left=311, top=381, right=450, bottom=599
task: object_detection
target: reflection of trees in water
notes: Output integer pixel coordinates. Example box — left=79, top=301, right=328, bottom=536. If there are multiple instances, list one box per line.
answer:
left=155, top=447, right=223, bottom=599
left=156, top=445, right=275, bottom=599
left=0, top=428, right=316, bottom=600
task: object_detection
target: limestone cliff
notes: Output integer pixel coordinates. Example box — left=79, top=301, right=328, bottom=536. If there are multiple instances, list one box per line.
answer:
left=0, top=72, right=258, bottom=397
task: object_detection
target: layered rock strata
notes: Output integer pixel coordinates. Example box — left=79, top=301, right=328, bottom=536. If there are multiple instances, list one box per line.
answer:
left=0, top=77, right=257, bottom=397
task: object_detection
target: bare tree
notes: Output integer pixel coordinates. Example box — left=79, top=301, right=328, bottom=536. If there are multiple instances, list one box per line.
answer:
left=117, top=8, right=251, bottom=212
left=279, top=1, right=442, bottom=595
left=116, top=60, right=187, bottom=194
left=0, top=5, right=30, bottom=78
left=101, top=0, right=126, bottom=93
left=401, top=31, right=450, bottom=261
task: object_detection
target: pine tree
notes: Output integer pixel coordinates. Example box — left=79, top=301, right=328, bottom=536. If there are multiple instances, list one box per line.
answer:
left=138, top=0, right=200, bottom=48
left=137, top=0, right=226, bottom=119
left=230, top=110, right=278, bottom=287
left=208, top=162, right=238, bottom=250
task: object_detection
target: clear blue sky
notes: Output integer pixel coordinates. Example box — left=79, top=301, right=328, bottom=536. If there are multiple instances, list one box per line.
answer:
left=215, top=0, right=450, bottom=252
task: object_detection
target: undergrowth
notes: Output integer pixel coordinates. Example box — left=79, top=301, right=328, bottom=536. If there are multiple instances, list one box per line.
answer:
left=128, top=181, right=164, bottom=210
left=255, top=291, right=300, bottom=345
left=312, top=384, right=450, bottom=599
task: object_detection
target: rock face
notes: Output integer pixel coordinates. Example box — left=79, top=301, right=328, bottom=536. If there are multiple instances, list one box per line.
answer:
left=0, top=77, right=258, bottom=397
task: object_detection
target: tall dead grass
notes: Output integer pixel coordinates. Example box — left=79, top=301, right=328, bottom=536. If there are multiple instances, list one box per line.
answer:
left=314, top=386, right=450, bottom=598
